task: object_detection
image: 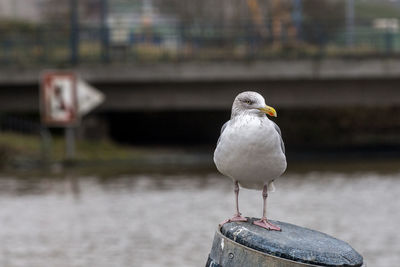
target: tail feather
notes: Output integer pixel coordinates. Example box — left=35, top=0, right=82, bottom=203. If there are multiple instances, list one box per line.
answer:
left=268, top=180, right=276, bottom=193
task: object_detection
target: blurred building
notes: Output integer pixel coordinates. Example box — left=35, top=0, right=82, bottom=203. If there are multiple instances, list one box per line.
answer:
left=107, top=0, right=180, bottom=48
left=0, top=0, right=42, bottom=22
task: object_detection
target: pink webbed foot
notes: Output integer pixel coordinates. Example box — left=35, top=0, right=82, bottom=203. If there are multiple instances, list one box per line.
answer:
left=219, top=213, right=248, bottom=226
left=253, top=218, right=281, bottom=231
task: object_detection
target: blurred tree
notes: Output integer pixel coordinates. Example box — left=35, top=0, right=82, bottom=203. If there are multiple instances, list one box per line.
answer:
left=301, top=0, right=346, bottom=45
left=154, top=0, right=299, bottom=46
left=269, top=0, right=295, bottom=45
left=155, top=0, right=266, bottom=27
left=37, top=0, right=346, bottom=47
left=40, top=0, right=101, bottom=25
left=40, top=0, right=69, bottom=24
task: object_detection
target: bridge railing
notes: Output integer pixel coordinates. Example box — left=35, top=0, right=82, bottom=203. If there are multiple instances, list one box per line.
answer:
left=0, top=20, right=399, bottom=66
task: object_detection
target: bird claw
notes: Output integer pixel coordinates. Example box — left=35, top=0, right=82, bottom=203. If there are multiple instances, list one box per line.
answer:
left=230, top=214, right=248, bottom=222
left=254, top=218, right=281, bottom=231
left=219, top=213, right=248, bottom=226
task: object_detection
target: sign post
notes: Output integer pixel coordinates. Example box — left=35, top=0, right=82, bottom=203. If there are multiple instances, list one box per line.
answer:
left=65, top=127, right=76, bottom=159
left=40, top=71, right=105, bottom=160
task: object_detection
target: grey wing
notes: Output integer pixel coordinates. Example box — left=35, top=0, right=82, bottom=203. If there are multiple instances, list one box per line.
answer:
left=217, top=121, right=229, bottom=146
left=272, top=121, right=285, bottom=154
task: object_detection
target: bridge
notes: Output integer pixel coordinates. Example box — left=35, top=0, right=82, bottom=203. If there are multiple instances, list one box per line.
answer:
left=1, top=4, right=400, bottom=151
left=1, top=58, right=400, bottom=113
left=1, top=58, right=399, bottom=148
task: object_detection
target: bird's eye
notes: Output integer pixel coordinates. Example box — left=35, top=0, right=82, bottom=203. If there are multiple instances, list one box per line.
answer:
left=245, top=100, right=253, bottom=105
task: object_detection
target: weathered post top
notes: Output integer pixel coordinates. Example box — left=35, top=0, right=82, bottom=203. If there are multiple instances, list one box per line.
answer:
left=207, top=218, right=364, bottom=267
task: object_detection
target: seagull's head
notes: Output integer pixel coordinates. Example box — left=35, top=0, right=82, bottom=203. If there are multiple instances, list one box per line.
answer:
left=231, top=91, right=277, bottom=118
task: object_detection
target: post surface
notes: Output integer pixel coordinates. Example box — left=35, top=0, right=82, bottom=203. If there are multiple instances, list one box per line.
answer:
left=207, top=218, right=364, bottom=267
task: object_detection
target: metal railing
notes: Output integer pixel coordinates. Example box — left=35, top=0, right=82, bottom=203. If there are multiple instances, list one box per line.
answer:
left=0, top=20, right=399, bottom=66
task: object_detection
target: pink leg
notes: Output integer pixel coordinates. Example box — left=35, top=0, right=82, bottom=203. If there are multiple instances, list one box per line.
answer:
left=253, top=184, right=281, bottom=231
left=220, top=180, right=247, bottom=226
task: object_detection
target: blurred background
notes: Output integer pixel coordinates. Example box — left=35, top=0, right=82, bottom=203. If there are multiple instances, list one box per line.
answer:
left=0, top=0, right=399, bottom=266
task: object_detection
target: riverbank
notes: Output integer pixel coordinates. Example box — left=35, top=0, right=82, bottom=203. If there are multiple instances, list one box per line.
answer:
left=0, top=132, right=213, bottom=175
left=2, top=131, right=400, bottom=176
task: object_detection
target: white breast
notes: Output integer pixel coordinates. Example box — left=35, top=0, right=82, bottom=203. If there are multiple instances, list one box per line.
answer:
left=214, top=115, right=286, bottom=189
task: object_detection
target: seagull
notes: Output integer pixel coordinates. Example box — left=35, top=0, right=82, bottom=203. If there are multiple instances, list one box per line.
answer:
left=214, top=91, right=287, bottom=231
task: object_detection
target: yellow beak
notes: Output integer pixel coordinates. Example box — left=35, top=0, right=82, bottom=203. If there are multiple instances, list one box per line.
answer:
left=258, top=105, right=277, bottom=117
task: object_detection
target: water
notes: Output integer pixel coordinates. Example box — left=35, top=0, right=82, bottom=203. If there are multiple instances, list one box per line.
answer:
left=0, top=171, right=399, bottom=267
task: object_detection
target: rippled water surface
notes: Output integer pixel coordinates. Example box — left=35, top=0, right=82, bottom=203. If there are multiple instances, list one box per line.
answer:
left=0, top=171, right=399, bottom=267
